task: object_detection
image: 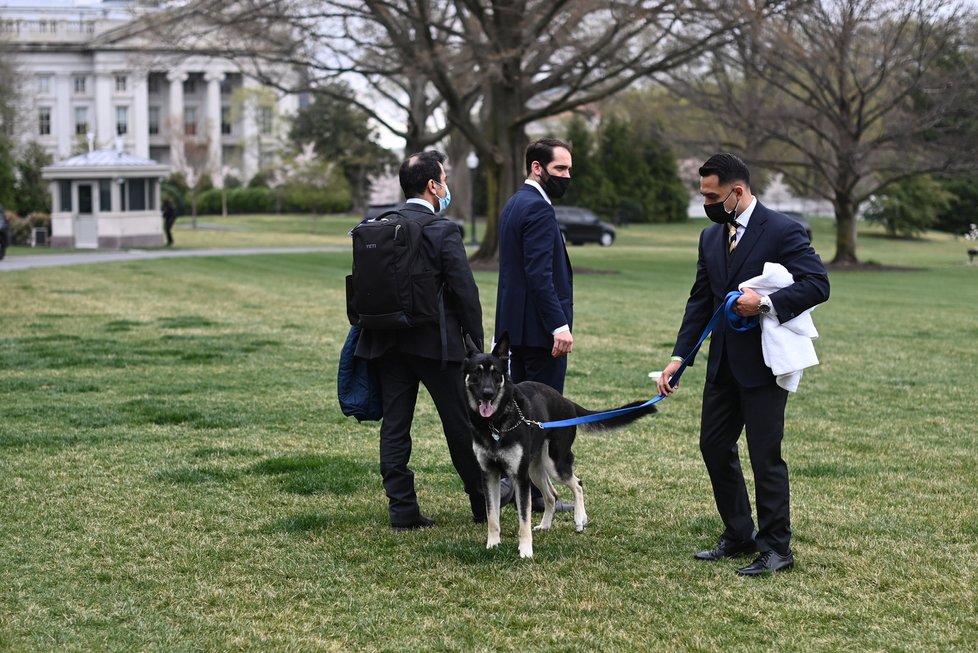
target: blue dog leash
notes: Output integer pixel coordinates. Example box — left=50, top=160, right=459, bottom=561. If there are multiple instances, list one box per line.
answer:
left=535, top=291, right=755, bottom=429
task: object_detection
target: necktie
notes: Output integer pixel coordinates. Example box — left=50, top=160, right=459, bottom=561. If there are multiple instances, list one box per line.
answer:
left=728, top=222, right=738, bottom=255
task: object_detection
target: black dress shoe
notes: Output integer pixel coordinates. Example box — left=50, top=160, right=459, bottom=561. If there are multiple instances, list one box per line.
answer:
left=532, top=498, right=574, bottom=513
left=736, top=550, right=794, bottom=576
left=391, top=514, right=436, bottom=531
left=694, top=535, right=758, bottom=561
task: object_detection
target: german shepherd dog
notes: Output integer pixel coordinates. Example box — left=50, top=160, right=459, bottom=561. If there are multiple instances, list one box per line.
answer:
left=463, top=333, right=658, bottom=558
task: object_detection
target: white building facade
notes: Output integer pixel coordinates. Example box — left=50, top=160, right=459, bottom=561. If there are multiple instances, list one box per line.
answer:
left=2, top=0, right=300, bottom=185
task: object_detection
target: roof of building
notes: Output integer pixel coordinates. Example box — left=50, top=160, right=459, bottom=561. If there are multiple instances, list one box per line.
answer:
left=0, top=0, right=132, bottom=13
left=41, top=148, right=170, bottom=179
left=48, top=149, right=162, bottom=168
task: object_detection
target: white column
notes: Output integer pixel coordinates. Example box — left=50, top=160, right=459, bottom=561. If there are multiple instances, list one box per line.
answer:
left=166, top=69, right=188, bottom=171
left=55, top=72, right=72, bottom=157
left=204, top=69, right=225, bottom=186
left=241, top=75, right=260, bottom=181
left=132, top=72, right=149, bottom=158
left=95, top=72, right=113, bottom=149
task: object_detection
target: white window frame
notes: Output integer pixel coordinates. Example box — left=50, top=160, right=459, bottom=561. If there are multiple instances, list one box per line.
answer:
left=184, top=106, right=198, bottom=136
left=38, top=107, right=51, bottom=135
left=116, top=106, right=128, bottom=136
left=74, top=106, right=89, bottom=135
left=148, top=106, right=160, bottom=135
left=259, top=107, right=273, bottom=134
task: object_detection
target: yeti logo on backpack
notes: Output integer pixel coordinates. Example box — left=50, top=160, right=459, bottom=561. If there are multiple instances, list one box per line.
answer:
left=346, top=210, right=443, bottom=329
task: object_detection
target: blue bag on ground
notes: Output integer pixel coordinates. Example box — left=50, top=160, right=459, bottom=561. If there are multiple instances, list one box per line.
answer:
left=337, top=325, right=383, bottom=422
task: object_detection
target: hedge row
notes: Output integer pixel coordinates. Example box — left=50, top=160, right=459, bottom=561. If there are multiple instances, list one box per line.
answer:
left=189, top=185, right=352, bottom=215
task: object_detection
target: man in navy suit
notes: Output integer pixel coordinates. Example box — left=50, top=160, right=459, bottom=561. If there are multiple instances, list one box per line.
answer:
left=355, top=150, right=487, bottom=531
left=495, top=138, right=576, bottom=513
left=656, top=153, right=830, bottom=575
left=495, top=138, right=575, bottom=393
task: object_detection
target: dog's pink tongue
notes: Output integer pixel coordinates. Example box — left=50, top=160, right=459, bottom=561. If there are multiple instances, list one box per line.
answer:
left=479, top=401, right=495, bottom=418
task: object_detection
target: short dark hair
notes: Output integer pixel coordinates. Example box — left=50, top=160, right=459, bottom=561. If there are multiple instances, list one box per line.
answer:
left=400, top=150, right=446, bottom=198
left=525, top=138, right=571, bottom=176
left=698, top=153, right=751, bottom=187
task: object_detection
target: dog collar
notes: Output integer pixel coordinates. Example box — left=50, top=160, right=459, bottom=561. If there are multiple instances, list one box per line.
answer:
left=490, top=401, right=543, bottom=440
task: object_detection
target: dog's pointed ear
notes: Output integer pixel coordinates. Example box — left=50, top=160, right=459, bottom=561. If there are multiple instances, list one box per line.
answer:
left=492, top=332, right=510, bottom=359
left=464, top=333, right=482, bottom=356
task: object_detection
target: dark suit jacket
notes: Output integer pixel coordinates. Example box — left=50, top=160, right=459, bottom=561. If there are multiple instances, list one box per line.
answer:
left=494, top=184, right=574, bottom=348
left=674, top=201, right=830, bottom=388
left=355, top=201, right=484, bottom=362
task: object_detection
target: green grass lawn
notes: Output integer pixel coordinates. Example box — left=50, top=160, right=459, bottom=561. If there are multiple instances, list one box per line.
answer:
left=1, top=216, right=977, bottom=651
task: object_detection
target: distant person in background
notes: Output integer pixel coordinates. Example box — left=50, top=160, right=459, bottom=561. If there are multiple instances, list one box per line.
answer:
left=162, top=200, right=177, bottom=247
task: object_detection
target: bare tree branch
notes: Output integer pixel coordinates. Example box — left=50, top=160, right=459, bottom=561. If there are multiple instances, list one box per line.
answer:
left=664, top=0, right=978, bottom=264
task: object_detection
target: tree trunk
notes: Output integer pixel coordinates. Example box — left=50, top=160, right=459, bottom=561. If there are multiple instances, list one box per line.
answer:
left=831, top=142, right=860, bottom=264
left=446, top=132, right=474, bottom=242
left=832, top=196, right=859, bottom=265
left=471, top=77, right=525, bottom=262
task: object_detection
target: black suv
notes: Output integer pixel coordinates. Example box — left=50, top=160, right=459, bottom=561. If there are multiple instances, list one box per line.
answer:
left=553, top=206, right=616, bottom=246
left=363, top=204, right=465, bottom=240
left=0, top=207, right=9, bottom=260
left=781, top=210, right=813, bottom=242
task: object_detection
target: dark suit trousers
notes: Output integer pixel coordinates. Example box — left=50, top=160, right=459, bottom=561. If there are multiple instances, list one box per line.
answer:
left=377, top=352, right=485, bottom=523
left=699, top=355, right=791, bottom=554
left=510, top=346, right=567, bottom=395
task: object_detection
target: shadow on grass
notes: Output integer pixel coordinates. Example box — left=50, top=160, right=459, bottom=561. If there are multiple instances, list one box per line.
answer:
left=250, top=454, right=374, bottom=495
left=121, top=398, right=249, bottom=429
left=154, top=466, right=240, bottom=484
left=158, top=315, right=220, bottom=329
left=105, top=319, right=145, bottom=332
left=191, top=445, right=265, bottom=459
left=149, top=451, right=375, bottom=495
left=0, top=399, right=250, bottom=450
left=0, top=325, right=280, bottom=371
left=265, top=513, right=335, bottom=534
left=793, top=462, right=862, bottom=478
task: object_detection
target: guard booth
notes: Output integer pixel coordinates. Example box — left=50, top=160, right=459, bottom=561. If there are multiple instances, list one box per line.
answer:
left=42, top=149, right=170, bottom=249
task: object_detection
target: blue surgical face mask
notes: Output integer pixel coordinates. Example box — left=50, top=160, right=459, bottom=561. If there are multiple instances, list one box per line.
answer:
left=435, top=180, right=452, bottom=213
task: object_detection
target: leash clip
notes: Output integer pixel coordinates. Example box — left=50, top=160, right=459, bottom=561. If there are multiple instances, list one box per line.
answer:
left=513, top=401, right=544, bottom=429
left=490, top=401, right=543, bottom=438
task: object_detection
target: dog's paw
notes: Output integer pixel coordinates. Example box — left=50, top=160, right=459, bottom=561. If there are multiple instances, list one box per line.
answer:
left=519, top=546, right=534, bottom=559
left=486, top=537, right=500, bottom=549
left=575, top=518, right=589, bottom=533
left=532, top=523, right=552, bottom=532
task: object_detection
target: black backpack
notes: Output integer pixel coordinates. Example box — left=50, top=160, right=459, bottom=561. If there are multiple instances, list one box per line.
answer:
left=345, top=209, right=444, bottom=330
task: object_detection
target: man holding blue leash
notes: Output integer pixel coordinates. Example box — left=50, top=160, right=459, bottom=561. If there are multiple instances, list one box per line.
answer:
left=656, top=153, right=829, bottom=576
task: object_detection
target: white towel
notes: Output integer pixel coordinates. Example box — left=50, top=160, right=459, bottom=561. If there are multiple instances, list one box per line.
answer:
left=739, top=263, right=819, bottom=392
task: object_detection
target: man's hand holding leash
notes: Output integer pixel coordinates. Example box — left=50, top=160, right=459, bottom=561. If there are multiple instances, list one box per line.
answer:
left=733, top=287, right=764, bottom=317
left=657, top=359, right=682, bottom=397
left=657, top=287, right=769, bottom=397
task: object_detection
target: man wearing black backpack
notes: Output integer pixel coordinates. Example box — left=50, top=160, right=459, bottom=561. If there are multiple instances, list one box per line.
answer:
left=353, top=150, right=487, bottom=531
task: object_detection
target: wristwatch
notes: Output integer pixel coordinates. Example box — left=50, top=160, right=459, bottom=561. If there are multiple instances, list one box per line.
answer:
left=758, top=296, right=773, bottom=316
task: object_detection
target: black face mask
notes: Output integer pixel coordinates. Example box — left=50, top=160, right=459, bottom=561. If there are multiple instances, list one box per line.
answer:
left=704, top=189, right=739, bottom=224
left=541, top=170, right=571, bottom=199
